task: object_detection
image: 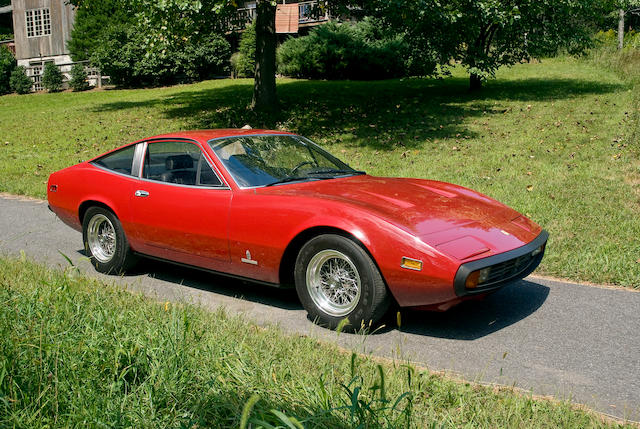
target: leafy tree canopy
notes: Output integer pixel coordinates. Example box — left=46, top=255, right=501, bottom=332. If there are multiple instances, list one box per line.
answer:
left=360, top=0, right=609, bottom=90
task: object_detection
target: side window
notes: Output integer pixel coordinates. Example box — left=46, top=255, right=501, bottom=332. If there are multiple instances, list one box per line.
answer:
left=143, top=141, right=222, bottom=187
left=93, top=145, right=136, bottom=175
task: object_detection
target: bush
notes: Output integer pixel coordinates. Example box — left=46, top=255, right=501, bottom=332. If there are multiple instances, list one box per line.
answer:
left=69, top=63, right=89, bottom=91
left=176, top=34, right=231, bottom=81
left=91, top=25, right=230, bottom=87
left=0, top=45, right=15, bottom=95
left=9, top=66, right=32, bottom=94
left=231, top=23, right=256, bottom=78
left=277, top=18, right=407, bottom=80
left=42, top=62, right=63, bottom=92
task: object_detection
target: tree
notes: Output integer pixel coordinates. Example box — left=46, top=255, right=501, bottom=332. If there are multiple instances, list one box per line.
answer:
left=0, top=45, right=15, bottom=95
left=131, top=0, right=361, bottom=113
left=614, top=1, right=640, bottom=49
left=42, top=62, right=63, bottom=92
left=68, top=0, right=133, bottom=61
left=365, top=0, right=606, bottom=91
left=9, top=66, right=32, bottom=94
left=69, top=63, right=89, bottom=91
left=251, top=0, right=277, bottom=112
left=231, top=23, right=256, bottom=78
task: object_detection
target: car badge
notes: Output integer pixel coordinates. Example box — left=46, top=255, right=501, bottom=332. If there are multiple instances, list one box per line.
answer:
left=241, top=250, right=258, bottom=265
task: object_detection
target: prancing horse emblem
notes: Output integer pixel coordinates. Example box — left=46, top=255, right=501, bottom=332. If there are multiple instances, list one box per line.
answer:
left=241, top=250, right=258, bottom=265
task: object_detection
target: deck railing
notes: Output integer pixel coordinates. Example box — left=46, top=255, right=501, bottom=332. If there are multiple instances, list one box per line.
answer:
left=298, top=1, right=329, bottom=23
left=228, top=1, right=328, bottom=30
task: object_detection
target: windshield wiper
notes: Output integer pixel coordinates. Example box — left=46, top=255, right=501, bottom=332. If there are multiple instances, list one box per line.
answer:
left=264, top=176, right=316, bottom=187
left=306, top=169, right=366, bottom=176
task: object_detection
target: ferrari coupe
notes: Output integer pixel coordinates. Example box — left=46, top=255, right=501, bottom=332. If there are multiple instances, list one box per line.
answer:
left=48, top=129, right=547, bottom=329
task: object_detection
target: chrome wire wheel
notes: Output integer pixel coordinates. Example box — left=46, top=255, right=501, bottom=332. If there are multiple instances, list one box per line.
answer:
left=87, top=214, right=116, bottom=263
left=306, top=249, right=362, bottom=317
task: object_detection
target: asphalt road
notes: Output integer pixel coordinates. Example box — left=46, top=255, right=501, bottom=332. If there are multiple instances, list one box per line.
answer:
left=1, top=195, right=638, bottom=422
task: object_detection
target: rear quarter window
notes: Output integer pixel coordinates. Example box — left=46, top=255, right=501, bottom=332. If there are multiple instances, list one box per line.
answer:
left=93, top=145, right=136, bottom=175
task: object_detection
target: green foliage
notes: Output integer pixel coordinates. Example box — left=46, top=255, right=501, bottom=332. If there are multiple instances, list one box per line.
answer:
left=232, top=23, right=256, bottom=78
left=597, top=29, right=640, bottom=48
left=42, top=62, right=63, bottom=92
left=90, top=25, right=230, bottom=87
left=277, top=18, right=407, bottom=80
left=9, top=66, right=31, bottom=94
left=0, top=256, right=627, bottom=427
left=363, top=0, right=608, bottom=88
left=69, top=0, right=231, bottom=86
left=69, top=63, right=89, bottom=91
left=67, top=0, right=133, bottom=61
left=0, top=45, right=15, bottom=95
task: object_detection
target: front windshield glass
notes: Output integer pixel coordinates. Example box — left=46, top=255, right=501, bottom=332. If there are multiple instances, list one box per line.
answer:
left=208, top=134, right=362, bottom=187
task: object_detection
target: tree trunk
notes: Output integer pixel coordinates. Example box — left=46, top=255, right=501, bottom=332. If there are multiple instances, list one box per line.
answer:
left=251, top=0, right=278, bottom=113
left=469, top=73, right=482, bottom=91
left=618, top=9, right=625, bottom=50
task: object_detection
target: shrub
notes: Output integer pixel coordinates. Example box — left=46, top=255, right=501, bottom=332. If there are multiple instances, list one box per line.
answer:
left=176, top=34, right=231, bottom=81
left=231, top=23, right=256, bottom=78
left=69, top=63, right=89, bottom=91
left=91, top=25, right=231, bottom=87
left=42, top=62, right=63, bottom=92
left=277, top=18, right=407, bottom=80
left=0, top=45, right=15, bottom=95
left=9, top=66, right=32, bottom=94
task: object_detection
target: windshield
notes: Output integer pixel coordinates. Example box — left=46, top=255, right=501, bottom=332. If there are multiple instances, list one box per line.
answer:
left=208, top=134, right=363, bottom=187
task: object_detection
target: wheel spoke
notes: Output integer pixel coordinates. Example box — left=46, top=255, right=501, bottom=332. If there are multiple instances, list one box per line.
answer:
left=306, top=250, right=362, bottom=317
left=87, top=214, right=116, bottom=263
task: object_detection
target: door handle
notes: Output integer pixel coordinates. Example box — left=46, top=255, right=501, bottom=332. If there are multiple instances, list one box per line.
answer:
left=134, top=190, right=149, bottom=197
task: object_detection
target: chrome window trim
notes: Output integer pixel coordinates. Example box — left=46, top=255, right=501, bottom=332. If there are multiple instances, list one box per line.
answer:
left=141, top=139, right=230, bottom=190
left=206, top=133, right=359, bottom=190
left=132, top=142, right=146, bottom=178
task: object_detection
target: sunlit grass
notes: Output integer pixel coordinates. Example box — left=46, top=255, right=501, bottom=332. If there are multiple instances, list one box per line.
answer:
left=0, top=56, right=638, bottom=287
left=0, top=256, right=630, bottom=428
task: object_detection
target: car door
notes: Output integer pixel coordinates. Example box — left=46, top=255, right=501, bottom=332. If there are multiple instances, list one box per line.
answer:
left=130, top=140, right=232, bottom=271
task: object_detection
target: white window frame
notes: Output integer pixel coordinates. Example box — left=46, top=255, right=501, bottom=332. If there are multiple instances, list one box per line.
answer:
left=25, top=8, right=51, bottom=38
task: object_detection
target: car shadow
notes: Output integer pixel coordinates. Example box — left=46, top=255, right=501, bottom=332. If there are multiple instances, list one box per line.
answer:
left=396, top=280, right=550, bottom=340
left=140, top=255, right=550, bottom=340
left=80, top=250, right=550, bottom=339
left=138, top=258, right=303, bottom=311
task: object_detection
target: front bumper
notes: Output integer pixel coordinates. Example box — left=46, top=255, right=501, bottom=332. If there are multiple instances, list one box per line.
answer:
left=453, top=230, right=549, bottom=297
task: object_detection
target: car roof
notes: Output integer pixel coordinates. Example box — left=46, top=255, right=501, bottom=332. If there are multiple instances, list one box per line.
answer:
left=147, top=129, right=295, bottom=143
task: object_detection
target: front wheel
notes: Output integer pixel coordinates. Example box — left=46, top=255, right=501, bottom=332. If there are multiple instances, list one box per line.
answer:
left=294, top=234, right=390, bottom=331
left=82, top=206, right=136, bottom=274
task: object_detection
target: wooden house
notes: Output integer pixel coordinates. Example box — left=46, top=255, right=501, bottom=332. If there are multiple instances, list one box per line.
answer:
left=8, top=0, right=75, bottom=90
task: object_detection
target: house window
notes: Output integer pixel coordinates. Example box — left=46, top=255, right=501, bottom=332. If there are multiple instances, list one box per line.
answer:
left=25, top=8, right=51, bottom=38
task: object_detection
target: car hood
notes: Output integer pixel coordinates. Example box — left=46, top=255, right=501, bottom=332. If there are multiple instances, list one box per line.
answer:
left=258, top=175, right=543, bottom=260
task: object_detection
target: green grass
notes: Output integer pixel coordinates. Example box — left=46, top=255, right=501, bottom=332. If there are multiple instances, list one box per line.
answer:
left=0, top=56, right=639, bottom=287
left=0, top=256, right=630, bottom=428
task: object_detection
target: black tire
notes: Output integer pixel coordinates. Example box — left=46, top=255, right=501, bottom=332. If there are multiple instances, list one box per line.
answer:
left=82, top=206, right=136, bottom=274
left=294, top=234, right=391, bottom=331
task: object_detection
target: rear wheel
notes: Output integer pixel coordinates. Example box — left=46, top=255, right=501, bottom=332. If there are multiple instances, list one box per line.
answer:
left=82, top=206, right=136, bottom=274
left=294, top=234, right=390, bottom=331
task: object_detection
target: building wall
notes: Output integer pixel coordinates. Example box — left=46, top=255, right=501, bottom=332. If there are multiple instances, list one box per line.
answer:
left=11, top=0, right=75, bottom=62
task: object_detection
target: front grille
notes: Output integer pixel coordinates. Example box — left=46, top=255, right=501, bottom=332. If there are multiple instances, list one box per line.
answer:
left=485, top=253, right=534, bottom=285
left=453, top=230, right=548, bottom=297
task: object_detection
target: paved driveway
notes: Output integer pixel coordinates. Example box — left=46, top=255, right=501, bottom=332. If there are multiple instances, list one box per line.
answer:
left=1, top=195, right=638, bottom=421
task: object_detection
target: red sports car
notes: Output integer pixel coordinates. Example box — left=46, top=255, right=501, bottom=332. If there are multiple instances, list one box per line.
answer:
left=48, top=129, right=547, bottom=329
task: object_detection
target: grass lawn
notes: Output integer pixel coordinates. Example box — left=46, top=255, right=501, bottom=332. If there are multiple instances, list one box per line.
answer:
left=0, top=256, right=631, bottom=428
left=0, top=56, right=638, bottom=287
